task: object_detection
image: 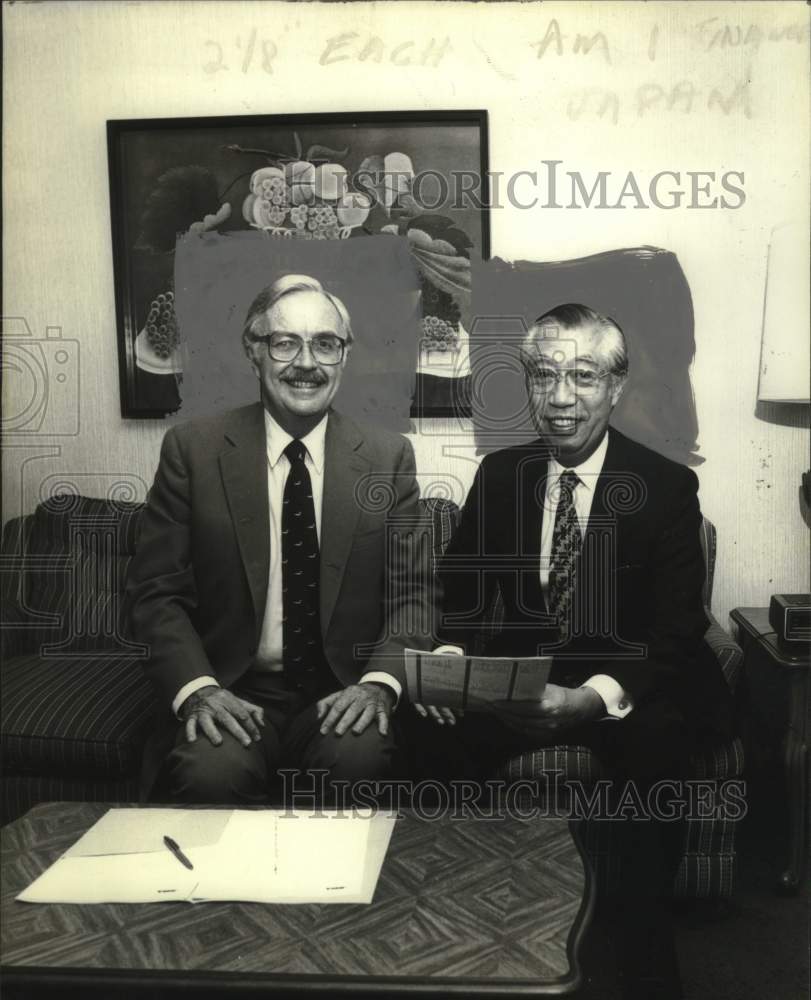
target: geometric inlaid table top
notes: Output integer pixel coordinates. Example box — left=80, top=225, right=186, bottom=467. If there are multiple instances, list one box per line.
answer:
left=1, top=802, right=593, bottom=997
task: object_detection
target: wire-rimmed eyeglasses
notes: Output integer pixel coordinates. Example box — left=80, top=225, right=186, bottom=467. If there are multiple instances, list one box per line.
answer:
left=262, top=334, right=347, bottom=366
left=523, top=365, right=614, bottom=395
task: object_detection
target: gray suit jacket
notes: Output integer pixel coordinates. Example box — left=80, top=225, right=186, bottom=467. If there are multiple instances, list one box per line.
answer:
left=126, top=403, right=437, bottom=716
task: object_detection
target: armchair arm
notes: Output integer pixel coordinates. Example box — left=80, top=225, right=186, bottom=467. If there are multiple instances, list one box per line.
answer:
left=0, top=602, right=37, bottom=659
left=704, top=608, right=744, bottom=693
left=1, top=515, right=36, bottom=660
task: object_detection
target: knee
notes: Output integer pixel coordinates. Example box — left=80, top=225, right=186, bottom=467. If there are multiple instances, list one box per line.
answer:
left=311, top=728, right=398, bottom=783
left=164, top=733, right=272, bottom=804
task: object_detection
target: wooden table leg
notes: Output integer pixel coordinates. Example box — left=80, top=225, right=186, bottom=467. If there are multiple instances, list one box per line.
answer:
left=779, top=656, right=809, bottom=895
left=778, top=727, right=808, bottom=894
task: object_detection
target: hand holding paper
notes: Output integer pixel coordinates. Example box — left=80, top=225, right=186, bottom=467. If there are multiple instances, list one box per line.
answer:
left=492, top=683, right=606, bottom=735
left=405, top=649, right=552, bottom=713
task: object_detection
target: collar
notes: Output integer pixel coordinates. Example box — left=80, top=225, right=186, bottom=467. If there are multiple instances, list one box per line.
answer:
left=264, top=409, right=328, bottom=474
left=548, top=431, right=609, bottom=492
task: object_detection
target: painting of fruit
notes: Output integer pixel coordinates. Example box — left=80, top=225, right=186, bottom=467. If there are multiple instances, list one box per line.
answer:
left=108, top=112, right=488, bottom=417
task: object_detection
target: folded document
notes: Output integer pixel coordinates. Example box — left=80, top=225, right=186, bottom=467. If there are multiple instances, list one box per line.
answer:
left=405, top=649, right=552, bottom=711
left=17, top=808, right=396, bottom=905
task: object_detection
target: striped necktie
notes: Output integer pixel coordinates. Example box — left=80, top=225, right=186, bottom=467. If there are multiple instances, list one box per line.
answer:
left=548, top=470, right=582, bottom=631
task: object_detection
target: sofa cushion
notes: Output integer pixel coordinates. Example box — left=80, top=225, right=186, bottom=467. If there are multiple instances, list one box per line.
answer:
left=583, top=821, right=737, bottom=900
left=1, top=652, right=156, bottom=777
left=495, top=738, right=744, bottom=901
left=493, top=735, right=745, bottom=784
left=19, top=495, right=143, bottom=655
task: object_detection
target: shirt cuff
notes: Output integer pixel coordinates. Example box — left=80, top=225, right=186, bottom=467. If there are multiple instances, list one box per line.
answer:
left=581, top=675, right=633, bottom=719
left=172, top=676, right=220, bottom=719
left=360, top=672, right=402, bottom=709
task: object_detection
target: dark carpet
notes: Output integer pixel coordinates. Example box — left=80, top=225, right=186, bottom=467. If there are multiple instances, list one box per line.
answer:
left=575, top=775, right=810, bottom=999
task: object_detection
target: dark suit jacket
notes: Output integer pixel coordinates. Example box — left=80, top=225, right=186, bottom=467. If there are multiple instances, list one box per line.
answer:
left=126, top=403, right=436, bottom=717
left=438, top=428, right=732, bottom=742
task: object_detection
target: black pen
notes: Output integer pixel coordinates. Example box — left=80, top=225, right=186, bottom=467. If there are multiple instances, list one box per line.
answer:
left=163, top=835, right=194, bottom=870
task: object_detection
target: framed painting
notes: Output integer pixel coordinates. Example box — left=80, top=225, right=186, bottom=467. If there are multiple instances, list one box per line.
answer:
left=107, top=110, right=490, bottom=418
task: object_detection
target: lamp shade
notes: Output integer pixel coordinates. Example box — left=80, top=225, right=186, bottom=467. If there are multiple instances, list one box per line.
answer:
left=757, top=221, right=811, bottom=404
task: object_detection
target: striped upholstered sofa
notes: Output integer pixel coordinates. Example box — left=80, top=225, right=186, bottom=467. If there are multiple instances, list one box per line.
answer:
left=1, top=496, right=154, bottom=822
left=0, top=495, right=743, bottom=896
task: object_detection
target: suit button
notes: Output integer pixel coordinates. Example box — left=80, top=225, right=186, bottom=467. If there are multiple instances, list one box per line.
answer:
left=619, top=700, right=628, bottom=710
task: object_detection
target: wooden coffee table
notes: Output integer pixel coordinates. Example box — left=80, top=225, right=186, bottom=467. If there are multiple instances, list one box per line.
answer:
left=1, top=801, right=593, bottom=997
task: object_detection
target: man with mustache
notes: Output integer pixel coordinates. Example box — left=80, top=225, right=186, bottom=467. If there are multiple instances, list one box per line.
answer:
left=425, top=304, right=732, bottom=999
left=127, top=274, right=435, bottom=804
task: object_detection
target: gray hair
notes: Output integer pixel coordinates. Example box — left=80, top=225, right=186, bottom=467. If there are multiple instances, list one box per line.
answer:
left=242, top=274, right=353, bottom=350
left=525, top=303, right=628, bottom=376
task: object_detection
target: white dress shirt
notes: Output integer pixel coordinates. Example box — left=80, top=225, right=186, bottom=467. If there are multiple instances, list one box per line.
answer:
left=172, top=410, right=401, bottom=717
left=539, top=435, right=632, bottom=718
left=435, top=432, right=633, bottom=720
left=255, top=411, right=328, bottom=672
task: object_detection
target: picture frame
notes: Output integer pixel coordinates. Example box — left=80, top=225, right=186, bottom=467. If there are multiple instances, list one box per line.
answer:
left=107, top=110, right=490, bottom=418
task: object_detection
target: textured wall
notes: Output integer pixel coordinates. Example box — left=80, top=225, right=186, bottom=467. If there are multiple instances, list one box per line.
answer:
left=4, top=1, right=809, bottom=628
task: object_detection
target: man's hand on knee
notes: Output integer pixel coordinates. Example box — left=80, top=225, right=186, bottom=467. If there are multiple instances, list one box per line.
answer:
left=180, top=686, right=265, bottom=747
left=317, top=684, right=396, bottom=737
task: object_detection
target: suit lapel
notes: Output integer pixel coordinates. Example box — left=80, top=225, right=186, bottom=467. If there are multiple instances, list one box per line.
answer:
left=516, top=442, right=551, bottom=614
left=218, top=403, right=270, bottom=635
left=589, top=427, right=624, bottom=525
left=320, top=411, right=369, bottom=634
left=581, top=428, right=634, bottom=602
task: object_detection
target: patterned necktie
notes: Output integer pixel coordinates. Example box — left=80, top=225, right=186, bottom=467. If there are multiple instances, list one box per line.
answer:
left=281, top=440, right=323, bottom=678
left=548, top=470, right=582, bottom=630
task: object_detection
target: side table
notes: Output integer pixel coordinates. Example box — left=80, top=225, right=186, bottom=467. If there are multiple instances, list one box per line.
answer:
left=731, top=606, right=809, bottom=893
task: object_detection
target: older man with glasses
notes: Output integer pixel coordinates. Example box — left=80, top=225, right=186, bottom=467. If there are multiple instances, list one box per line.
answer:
left=421, top=303, right=733, bottom=1000
left=127, top=274, right=436, bottom=806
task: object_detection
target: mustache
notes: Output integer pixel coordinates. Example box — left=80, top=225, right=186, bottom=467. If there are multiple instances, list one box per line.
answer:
left=281, top=370, right=328, bottom=385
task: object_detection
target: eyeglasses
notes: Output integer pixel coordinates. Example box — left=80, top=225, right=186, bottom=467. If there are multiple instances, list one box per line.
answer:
left=263, top=334, right=346, bottom=366
left=524, top=366, right=613, bottom=395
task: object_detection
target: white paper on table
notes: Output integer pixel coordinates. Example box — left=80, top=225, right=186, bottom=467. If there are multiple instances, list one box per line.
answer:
left=17, top=808, right=394, bottom=906
left=65, top=808, right=231, bottom=857
left=189, top=809, right=373, bottom=903
left=405, top=649, right=551, bottom=711
left=327, top=811, right=398, bottom=904
left=16, top=849, right=201, bottom=904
